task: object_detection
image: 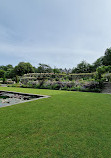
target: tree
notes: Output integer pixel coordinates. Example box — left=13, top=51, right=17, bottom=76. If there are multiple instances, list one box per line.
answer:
left=0, top=65, right=6, bottom=71
left=0, top=64, right=13, bottom=71
left=0, top=70, right=5, bottom=78
left=6, top=69, right=16, bottom=78
left=72, top=61, right=92, bottom=73
left=103, top=48, right=111, bottom=66
left=14, top=62, right=34, bottom=76
left=5, top=64, right=13, bottom=71
left=37, top=63, right=52, bottom=73
left=93, top=57, right=103, bottom=71
left=0, top=64, right=14, bottom=78
left=53, top=67, right=60, bottom=74
left=33, top=66, right=37, bottom=73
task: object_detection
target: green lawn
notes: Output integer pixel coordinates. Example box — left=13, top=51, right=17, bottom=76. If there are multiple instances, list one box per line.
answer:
left=0, top=87, right=111, bottom=158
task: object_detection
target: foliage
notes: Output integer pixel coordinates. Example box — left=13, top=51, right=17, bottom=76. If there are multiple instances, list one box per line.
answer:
left=103, top=48, right=111, bottom=66
left=94, top=66, right=111, bottom=88
left=83, top=81, right=100, bottom=89
left=72, top=61, right=93, bottom=73
left=0, top=70, right=5, bottom=78
left=7, top=83, right=21, bottom=87
left=14, top=62, right=34, bottom=76
left=53, top=68, right=61, bottom=73
left=3, top=73, right=6, bottom=84
left=103, top=73, right=111, bottom=82
left=6, top=69, right=16, bottom=78
left=15, top=75, right=19, bottom=83
left=92, top=57, right=104, bottom=71
left=37, top=63, right=53, bottom=73
left=0, top=64, right=13, bottom=71
left=96, top=65, right=111, bottom=80
left=21, top=73, right=95, bottom=84
left=18, top=78, right=102, bottom=92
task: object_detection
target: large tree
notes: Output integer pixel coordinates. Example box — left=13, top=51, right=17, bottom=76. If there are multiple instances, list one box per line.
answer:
left=103, top=48, right=111, bottom=66
left=92, top=57, right=103, bottom=71
left=0, top=64, right=13, bottom=71
left=72, top=61, right=93, bottom=73
left=0, top=70, right=5, bottom=78
left=14, top=62, right=34, bottom=76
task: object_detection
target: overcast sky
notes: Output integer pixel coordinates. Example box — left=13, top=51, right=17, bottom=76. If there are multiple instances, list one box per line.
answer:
left=0, top=0, right=111, bottom=68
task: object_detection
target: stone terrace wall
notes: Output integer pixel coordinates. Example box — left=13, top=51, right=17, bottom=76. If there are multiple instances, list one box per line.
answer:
left=20, top=73, right=95, bottom=84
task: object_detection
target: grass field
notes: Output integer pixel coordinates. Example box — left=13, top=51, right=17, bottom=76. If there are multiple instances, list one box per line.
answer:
left=0, top=87, right=111, bottom=158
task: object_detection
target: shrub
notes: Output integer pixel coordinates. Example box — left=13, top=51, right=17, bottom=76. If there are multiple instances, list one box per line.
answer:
left=8, top=83, right=21, bottom=87
left=103, top=73, right=111, bottom=82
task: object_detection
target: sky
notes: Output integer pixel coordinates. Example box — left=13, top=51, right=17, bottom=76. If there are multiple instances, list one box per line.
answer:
left=0, top=0, right=111, bottom=68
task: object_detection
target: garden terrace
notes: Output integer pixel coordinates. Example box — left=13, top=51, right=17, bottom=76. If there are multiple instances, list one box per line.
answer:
left=21, top=73, right=95, bottom=84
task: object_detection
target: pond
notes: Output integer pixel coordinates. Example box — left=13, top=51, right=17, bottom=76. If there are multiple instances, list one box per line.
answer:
left=0, top=91, right=49, bottom=107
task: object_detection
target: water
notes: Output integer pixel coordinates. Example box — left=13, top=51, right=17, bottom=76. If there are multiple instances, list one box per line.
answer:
left=0, top=99, right=7, bottom=107
left=0, top=91, right=42, bottom=107
left=0, top=97, right=24, bottom=107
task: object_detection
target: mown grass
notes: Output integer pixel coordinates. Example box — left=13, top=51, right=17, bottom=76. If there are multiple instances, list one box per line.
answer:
left=0, top=87, right=111, bottom=158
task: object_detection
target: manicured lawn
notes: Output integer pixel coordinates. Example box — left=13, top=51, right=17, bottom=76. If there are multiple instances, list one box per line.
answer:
left=0, top=87, right=111, bottom=158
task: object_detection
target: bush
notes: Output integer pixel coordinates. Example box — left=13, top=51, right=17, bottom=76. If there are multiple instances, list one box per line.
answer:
left=55, top=77, right=60, bottom=81
left=7, top=83, right=21, bottom=87
left=103, top=73, right=111, bottom=82
left=19, top=77, right=102, bottom=93
left=84, top=81, right=99, bottom=89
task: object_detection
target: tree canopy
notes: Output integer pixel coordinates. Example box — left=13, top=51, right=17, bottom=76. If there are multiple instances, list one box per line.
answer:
left=103, top=48, right=111, bottom=66
left=14, top=62, right=34, bottom=76
left=72, top=61, right=93, bottom=73
left=37, top=63, right=53, bottom=73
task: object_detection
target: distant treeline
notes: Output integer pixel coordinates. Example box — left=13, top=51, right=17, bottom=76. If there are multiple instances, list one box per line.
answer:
left=0, top=47, right=111, bottom=79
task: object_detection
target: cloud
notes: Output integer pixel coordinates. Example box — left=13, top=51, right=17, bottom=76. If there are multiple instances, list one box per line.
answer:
left=0, top=0, right=111, bottom=68
left=0, top=42, right=102, bottom=68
